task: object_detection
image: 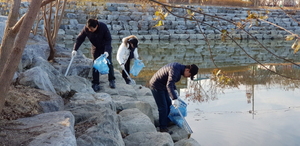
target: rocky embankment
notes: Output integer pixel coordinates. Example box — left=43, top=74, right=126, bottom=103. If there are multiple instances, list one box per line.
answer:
left=0, top=34, right=200, bottom=146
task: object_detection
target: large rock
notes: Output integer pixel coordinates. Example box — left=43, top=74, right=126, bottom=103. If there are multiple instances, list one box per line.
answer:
left=113, top=95, right=155, bottom=124
left=118, top=108, right=157, bottom=135
left=174, top=138, right=201, bottom=146
left=76, top=108, right=124, bottom=146
left=21, top=39, right=50, bottom=70
left=17, top=66, right=56, bottom=93
left=66, top=75, right=95, bottom=94
left=136, top=95, right=159, bottom=126
left=65, top=92, right=116, bottom=123
left=38, top=90, right=64, bottom=113
left=123, top=132, right=174, bottom=146
left=32, top=57, right=71, bottom=96
left=0, top=111, right=76, bottom=146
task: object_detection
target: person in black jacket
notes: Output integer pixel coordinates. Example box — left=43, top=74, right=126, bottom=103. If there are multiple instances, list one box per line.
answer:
left=72, top=19, right=116, bottom=91
left=149, top=62, right=198, bottom=134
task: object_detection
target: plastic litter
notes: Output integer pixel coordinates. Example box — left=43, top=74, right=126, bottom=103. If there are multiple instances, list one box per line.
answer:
left=130, top=59, right=145, bottom=76
left=93, top=54, right=110, bottom=75
left=168, top=98, right=193, bottom=138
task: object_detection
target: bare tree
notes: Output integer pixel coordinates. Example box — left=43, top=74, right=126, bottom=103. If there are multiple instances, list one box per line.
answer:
left=42, top=0, right=67, bottom=61
left=31, top=0, right=67, bottom=61
left=0, top=0, right=55, bottom=112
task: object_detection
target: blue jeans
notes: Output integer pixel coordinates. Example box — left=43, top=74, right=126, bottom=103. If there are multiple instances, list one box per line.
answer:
left=151, top=89, right=171, bottom=129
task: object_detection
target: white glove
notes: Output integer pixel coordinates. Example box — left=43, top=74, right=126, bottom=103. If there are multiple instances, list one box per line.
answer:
left=104, top=52, right=109, bottom=58
left=120, top=63, right=125, bottom=70
left=72, top=50, right=77, bottom=57
left=172, top=99, right=179, bottom=108
left=174, top=90, right=179, bottom=97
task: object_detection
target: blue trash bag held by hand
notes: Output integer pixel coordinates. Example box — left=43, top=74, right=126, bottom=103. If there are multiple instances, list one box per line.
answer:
left=93, top=54, right=110, bottom=74
left=168, top=98, right=187, bottom=128
left=130, top=59, right=145, bottom=76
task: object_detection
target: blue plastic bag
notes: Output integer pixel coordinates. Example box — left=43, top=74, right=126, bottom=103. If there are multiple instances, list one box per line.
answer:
left=93, top=54, right=110, bottom=75
left=168, top=98, right=187, bottom=128
left=130, top=59, right=145, bottom=76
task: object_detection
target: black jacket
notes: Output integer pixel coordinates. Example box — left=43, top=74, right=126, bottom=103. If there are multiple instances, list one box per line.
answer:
left=149, top=62, right=185, bottom=100
left=73, top=21, right=112, bottom=56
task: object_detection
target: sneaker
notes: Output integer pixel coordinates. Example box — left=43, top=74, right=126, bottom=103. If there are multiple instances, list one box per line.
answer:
left=92, top=84, right=100, bottom=92
left=109, top=80, right=115, bottom=89
left=160, top=128, right=173, bottom=135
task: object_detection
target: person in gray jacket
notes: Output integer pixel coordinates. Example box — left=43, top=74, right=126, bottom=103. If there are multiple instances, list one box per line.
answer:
left=116, top=35, right=139, bottom=84
left=149, top=62, right=198, bottom=134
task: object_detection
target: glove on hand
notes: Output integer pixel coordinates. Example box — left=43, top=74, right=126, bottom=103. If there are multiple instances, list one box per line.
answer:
left=104, top=52, right=109, bottom=58
left=172, top=99, right=179, bottom=108
left=120, top=63, right=125, bottom=70
left=72, top=50, right=77, bottom=57
left=174, top=90, right=179, bottom=97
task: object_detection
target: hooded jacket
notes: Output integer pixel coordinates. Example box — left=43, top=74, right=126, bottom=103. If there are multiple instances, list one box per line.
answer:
left=149, top=62, right=186, bottom=100
left=116, top=35, right=139, bottom=65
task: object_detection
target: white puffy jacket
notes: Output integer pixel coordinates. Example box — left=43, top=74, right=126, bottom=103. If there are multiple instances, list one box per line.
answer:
left=116, top=35, right=139, bottom=65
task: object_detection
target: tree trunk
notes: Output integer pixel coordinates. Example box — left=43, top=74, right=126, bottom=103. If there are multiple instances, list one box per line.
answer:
left=0, top=0, right=43, bottom=112
left=0, top=0, right=20, bottom=74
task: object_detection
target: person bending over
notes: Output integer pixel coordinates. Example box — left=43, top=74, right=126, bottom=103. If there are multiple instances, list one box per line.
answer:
left=72, top=18, right=116, bottom=92
left=116, top=35, right=139, bottom=84
left=149, top=62, right=198, bottom=134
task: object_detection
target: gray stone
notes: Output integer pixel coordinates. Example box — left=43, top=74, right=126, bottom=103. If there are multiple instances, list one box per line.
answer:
left=119, top=108, right=157, bottom=135
left=124, top=132, right=173, bottom=146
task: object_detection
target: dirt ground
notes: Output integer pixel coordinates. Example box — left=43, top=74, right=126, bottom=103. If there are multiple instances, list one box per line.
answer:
left=0, top=85, right=48, bottom=121
left=0, top=85, right=48, bottom=145
left=0, top=85, right=93, bottom=145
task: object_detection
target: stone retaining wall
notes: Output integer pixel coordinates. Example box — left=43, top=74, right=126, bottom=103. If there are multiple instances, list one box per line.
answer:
left=1, top=2, right=300, bottom=41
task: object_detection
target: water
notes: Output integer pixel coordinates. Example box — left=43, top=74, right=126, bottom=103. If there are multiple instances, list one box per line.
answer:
left=60, top=39, right=300, bottom=145
left=181, top=82, right=300, bottom=146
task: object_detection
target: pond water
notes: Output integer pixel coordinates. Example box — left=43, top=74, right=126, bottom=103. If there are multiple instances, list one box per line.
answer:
left=60, top=38, right=300, bottom=145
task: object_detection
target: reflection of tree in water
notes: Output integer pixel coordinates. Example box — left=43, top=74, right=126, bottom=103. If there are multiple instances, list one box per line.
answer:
left=185, top=64, right=300, bottom=103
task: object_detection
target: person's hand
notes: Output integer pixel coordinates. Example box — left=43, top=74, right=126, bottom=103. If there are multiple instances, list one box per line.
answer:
left=120, top=63, right=125, bottom=70
left=172, top=99, right=179, bottom=108
left=72, top=50, right=77, bottom=57
left=104, top=52, right=109, bottom=58
left=174, top=90, right=179, bottom=97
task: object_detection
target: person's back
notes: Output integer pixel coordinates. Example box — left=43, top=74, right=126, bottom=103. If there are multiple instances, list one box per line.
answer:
left=149, top=62, right=185, bottom=91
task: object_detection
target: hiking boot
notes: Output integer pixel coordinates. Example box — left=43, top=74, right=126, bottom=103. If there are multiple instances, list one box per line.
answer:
left=92, top=84, right=100, bottom=92
left=109, top=80, right=115, bottom=89
left=160, top=128, right=173, bottom=135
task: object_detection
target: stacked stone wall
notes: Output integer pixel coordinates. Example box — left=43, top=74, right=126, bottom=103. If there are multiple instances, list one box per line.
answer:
left=1, top=2, right=300, bottom=41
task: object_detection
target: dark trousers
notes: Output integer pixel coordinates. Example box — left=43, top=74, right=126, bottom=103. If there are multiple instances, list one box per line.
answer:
left=151, top=88, right=171, bottom=130
left=92, top=53, right=115, bottom=85
left=122, top=58, right=131, bottom=82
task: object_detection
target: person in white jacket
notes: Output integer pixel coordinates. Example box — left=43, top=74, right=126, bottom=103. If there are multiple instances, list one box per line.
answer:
left=116, top=35, right=139, bottom=84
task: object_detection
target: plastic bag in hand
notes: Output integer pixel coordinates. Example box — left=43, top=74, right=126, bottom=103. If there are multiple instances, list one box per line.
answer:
left=168, top=103, right=187, bottom=128
left=130, top=59, right=145, bottom=76
left=93, top=54, right=110, bottom=74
